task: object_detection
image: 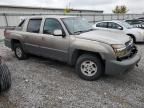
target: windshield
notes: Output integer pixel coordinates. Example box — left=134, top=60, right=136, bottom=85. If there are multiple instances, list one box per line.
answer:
left=119, top=21, right=133, bottom=29
left=126, top=20, right=143, bottom=25
left=62, top=17, right=93, bottom=35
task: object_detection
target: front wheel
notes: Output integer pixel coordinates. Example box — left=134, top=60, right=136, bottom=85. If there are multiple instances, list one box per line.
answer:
left=127, top=35, right=136, bottom=43
left=76, top=54, right=104, bottom=81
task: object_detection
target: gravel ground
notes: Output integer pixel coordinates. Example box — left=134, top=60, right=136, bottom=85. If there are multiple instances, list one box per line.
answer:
left=0, top=42, right=144, bottom=108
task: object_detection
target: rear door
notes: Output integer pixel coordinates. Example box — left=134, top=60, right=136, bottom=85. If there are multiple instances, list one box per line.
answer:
left=23, top=18, right=42, bottom=55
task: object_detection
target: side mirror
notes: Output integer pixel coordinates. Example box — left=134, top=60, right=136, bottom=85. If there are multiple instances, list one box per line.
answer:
left=118, top=26, right=123, bottom=30
left=53, top=29, right=63, bottom=36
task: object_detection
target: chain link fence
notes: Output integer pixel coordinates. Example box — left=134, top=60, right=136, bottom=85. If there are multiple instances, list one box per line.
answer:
left=0, top=13, right=144, bottom=27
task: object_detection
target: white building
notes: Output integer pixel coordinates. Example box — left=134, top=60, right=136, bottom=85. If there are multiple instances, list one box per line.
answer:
left=0, top=5, right=144, bottom=27
left=0, top=5, right=103, bottom=27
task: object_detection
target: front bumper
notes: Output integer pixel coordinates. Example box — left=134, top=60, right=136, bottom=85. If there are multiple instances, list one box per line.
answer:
left=105, top=54, right=141, bottom=75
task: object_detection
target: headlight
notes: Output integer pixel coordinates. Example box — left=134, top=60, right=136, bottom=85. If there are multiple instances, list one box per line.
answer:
left=129, top=37, right=133, bottom=44
left=111, top=44, right=127, bottom=58
left=138, top=30, right=144, bottom=36
left=112, top=44, right=126, bottom=49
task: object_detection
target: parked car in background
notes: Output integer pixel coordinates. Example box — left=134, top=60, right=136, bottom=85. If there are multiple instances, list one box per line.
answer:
left=93, top=20, right=144, bottom=43
left=125, top=19, right=144, bottom=29
left=138, top=17, right=144, bottom=20
left=4, top=16, right=140, bottom=81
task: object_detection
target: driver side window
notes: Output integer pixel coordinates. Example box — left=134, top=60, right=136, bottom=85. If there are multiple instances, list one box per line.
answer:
left=43, top=18, right=63, bottom=35
left=108, top=22, right=123, bottom=30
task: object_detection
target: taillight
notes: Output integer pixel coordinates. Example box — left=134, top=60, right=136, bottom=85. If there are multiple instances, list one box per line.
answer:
left=0, top=56, right=2, bottom=64
left=4, top=29, right=10, bottom=38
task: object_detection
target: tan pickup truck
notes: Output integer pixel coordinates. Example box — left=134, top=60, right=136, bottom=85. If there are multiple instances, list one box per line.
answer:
left=4, top=16, right=140, bottom=80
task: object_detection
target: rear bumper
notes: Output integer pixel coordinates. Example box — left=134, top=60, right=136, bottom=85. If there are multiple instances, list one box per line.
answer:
left=105, top=54, right=141, bottom=75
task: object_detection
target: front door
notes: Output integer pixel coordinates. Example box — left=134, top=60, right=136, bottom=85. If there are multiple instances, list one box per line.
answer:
left=39, top=18, right=70, bottom=62
left=107, top=22, right=124, bottom=34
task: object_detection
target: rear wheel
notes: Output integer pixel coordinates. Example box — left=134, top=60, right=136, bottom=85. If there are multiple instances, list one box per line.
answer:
left=14, top=43, right=28, bottom=60
left=76, top=54, right=104, bottom=81
left=0, top=64, right=11, bottom=92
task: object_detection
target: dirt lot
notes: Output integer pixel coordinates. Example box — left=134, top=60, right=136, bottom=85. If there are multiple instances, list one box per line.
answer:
left=0, top=42, right=144, bottom=108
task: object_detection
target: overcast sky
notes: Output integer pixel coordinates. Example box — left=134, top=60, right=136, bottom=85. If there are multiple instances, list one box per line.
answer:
left=0, top=0, right=144, bottom=13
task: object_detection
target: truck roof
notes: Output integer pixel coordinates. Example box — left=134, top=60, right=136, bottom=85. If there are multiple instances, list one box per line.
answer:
left=25, top=15, right=77, bottom=19
left=96, top=20, right=122, bottom=23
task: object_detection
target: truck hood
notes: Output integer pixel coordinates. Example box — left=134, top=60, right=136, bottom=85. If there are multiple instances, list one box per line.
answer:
left=75, top=30, right=130, bottom=44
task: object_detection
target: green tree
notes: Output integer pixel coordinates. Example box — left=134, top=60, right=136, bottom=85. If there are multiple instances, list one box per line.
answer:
left=113, top=5, right=128, bottom=14
left=113, top=6, right=120, bottom=14
left=64, top=8, right=71, bottom=14
left=121, top=5, right=128, bottom=14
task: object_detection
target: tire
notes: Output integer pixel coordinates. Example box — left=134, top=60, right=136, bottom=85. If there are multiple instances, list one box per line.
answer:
left=0, top=64, right=11, bottom=92
left=131, top=36, right=136, bottom=43
left=76, top=54, right=104, bottom=81
left=128, top=35, right=136, bottom=43
left=14, top=43, right=28, bottom=60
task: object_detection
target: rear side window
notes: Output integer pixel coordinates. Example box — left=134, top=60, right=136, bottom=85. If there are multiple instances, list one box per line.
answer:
left=27, top=19, right=42, bottom=33
left=96, top=22, right=107, bottom=28
left=18, top=19, right=25, bottom=27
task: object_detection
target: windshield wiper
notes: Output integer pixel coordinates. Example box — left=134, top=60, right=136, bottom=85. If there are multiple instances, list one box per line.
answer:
left=74, top=30, right=86, bottom=34
left=85, top=28, right=95, bottom=32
